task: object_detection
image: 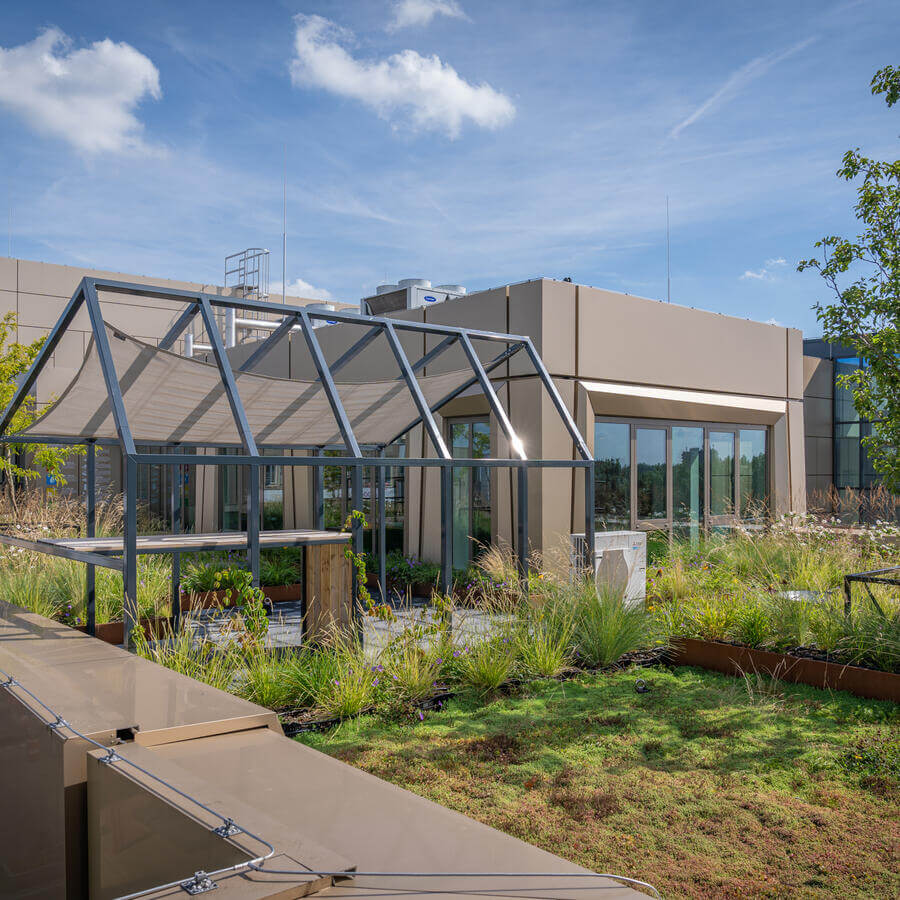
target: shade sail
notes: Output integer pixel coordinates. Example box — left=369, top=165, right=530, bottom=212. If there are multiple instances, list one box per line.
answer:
left=16, top=324, right=478, bottom=447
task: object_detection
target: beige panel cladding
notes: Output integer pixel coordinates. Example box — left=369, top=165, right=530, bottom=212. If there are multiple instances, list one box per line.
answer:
left=423, top=286, right=509, bottom=374
left=788, top=399, right=807, bottom=514
left=508, top=279, right=577, bottom=377
left=0, top=288, right=16, bottom=317
left=0, top=256, right=16, bottom=291
left=507, top=280, right=541, bottom=377
left=804, top=356, right=833, bottom=399
left=576, top=285, right=791, bottom=397
left=786, top=328, right=804, bottom=400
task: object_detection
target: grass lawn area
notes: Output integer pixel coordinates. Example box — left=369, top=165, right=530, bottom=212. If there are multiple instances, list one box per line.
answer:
left=298, top=667, right=900, bottom=899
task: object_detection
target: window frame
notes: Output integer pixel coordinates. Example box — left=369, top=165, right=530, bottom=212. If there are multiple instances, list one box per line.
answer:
left=594, top=415, right=770, bottom=536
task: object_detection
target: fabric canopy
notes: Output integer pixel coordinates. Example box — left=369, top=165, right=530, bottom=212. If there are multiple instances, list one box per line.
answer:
left=17, top=324, right=478, bottom=448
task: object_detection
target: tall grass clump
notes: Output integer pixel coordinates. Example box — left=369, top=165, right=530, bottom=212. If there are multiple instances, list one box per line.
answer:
left=314, top=631, right=379, bottom=718
left=512, top=600, right=575, bottom=679
left=569, top=580, right=657, bottom=668
left=456, top=635, right=516, bottom=696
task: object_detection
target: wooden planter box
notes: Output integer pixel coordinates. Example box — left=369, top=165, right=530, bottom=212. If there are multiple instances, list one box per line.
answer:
left=669, top=637, right=900, bottom=703
left=178, top=582, right=302, bottom=611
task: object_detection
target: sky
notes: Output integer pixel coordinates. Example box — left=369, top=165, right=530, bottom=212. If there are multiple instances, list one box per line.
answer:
left=0, top=0, right=898, bottom=334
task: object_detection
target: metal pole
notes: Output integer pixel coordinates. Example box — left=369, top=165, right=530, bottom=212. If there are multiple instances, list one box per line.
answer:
left=313, top=449, right=324, bottom=529
left=440, top=463, right=453, bottom=596
left=351, top=464, right=363, bottom=625
left=248, top=464, right=260, bottom=588
left=584, top=461, right=596, bottom=576
left=843, top=576, right=852, bottom=618
left=170, top=449, right=181, bottom=631
left=517, top=464, right=529, bottom=588
left=377, top=449, right=387, bottom=605
left=123, top=454, right=138, bottom=647
left=85, top=441, right=96, bottom=636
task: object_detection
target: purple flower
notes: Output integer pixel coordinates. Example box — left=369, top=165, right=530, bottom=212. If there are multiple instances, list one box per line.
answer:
left=418, top=710, right=424, bottom=721
left=435, top=658, right=443, bottom=664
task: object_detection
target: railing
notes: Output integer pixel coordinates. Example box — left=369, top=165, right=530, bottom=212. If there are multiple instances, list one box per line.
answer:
left=843, top=565, right=900, bottom=616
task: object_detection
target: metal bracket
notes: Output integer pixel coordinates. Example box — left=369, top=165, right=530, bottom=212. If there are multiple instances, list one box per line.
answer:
left=213, top=818, right=241, bottom=838
left=181, top=871, right=218, bottom=894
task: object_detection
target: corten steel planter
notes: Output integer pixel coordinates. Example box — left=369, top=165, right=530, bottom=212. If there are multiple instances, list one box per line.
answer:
left=179, top=582, right=302, bottom=610
left=669, top=637, right=900, bottom=703
left=77, top=615, right=171, bottom=645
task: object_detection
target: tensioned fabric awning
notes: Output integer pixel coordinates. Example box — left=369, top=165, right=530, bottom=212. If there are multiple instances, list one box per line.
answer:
left=15, top=324, right=478, bottom=447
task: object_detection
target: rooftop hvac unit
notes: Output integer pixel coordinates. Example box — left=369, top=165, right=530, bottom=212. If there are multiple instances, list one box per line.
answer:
left=361, top=277, right=467, bottom=315
left=570, top=531, right=647, bottom=604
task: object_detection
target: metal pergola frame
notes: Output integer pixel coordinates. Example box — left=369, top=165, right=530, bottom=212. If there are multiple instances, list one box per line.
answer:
left=0, top=277, right=595, bottom=646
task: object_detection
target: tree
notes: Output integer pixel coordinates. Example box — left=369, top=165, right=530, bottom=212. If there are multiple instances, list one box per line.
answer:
left=799, top=65, right=900, bottom=492
left=0, top=312, right=79, bottom=510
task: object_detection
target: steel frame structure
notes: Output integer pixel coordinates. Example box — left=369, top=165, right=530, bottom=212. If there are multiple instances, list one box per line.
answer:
left=0, top=277, right=594, bottom=646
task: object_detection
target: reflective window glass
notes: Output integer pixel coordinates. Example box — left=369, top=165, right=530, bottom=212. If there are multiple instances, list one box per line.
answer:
left=709, top=431, right=735, bottom=516
left=636, top=428, right=666, bottom=520
left=739, top=430, right=767, bottom=518
left=594, top=422, right=630, bottom=530
left=672, top=427, right=704, bottom=527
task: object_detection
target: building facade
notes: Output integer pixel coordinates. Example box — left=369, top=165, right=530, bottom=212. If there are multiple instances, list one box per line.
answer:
left=3, top=258, right=810, bottom=562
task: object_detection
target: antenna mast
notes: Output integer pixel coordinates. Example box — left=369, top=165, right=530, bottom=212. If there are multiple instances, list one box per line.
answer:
left=282, top=144, right=287, bottom=304
left=666, top=195, right=671, bottom=303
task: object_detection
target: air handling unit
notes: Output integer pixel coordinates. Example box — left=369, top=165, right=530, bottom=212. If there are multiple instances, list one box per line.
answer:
left=361, top=278, right=467, bottom=315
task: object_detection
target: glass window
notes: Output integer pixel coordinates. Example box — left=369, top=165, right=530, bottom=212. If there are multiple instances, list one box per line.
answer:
left=672, top=426, right=704, bottom=527
left=594, top=422, right=630, bottom=530
left=835, top=422, right=861, bottom=489
left=636, top=428, right=666, bottom=520
left=739, top=430, right=767, bottom=518
left=262, top=449, right=284, bottom=530
left=709, top=431, right=735, bottom=517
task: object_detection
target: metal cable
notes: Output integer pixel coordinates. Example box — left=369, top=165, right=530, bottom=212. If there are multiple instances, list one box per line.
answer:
left=1, top=667, right=661, bottom=900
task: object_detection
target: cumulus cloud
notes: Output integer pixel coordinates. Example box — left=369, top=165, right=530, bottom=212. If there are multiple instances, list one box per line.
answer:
left=272, top=277, right=333, bottom=301
left=0, top=28, right=161, bottom=155
left=387, top=0, right=469, bottom=31
left=765, top=257, right=787, bottom=267
left=290, top=14, right=515, bottom=137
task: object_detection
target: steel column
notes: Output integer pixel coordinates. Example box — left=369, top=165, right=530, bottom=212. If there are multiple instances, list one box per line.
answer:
left=351, top=464, right=364, bottom=623
left=516, top=464, right=529, bottom=584
left=85, top=441, right=96, bottom=636
left=583, top=461, right=596, bottom=574
left=440, top=464, right=453, bottom=596
left=313, top=449, right=325, bottom=529
left=248, top=464, right=260, bottom=587
left=171, top=447, right=182, bottom=631
left=377, top=449, right=387, bottom=604
left=123, top=454, right=138, bottom=647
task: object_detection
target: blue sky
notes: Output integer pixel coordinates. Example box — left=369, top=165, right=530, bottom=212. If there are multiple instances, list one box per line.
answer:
left=0, top=0, right=898, bottom=334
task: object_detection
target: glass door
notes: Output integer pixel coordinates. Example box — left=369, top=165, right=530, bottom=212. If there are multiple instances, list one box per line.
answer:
left=634, top=427, right=667, bottom=528
left=672, top=426, right=704, bottom=542
left=450, top=418, right=491, bottom=569
left=707, top=429, right=737, bottom=528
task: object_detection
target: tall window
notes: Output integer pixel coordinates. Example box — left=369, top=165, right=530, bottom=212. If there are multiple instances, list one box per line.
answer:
left=594, top=422, right=630, bottom=530
left=594, top=419, right=768, bottom=538
left=834, top=357, right=879, bottom=491
left=218, top=448, right=285, bottom=531
left=449, top=418, right=491, bottom=568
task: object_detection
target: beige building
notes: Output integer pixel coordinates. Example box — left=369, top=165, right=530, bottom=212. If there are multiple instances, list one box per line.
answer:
left=2, top=258, right=809, bottom=564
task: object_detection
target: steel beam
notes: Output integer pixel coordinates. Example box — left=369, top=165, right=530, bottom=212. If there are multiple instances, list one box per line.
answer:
left=159, top=304, right=200, bottom=352
left=170, top=446, right=182, bottom=631
left=516, top=464, right=529, bottom=584
left=0, top=282, right=85, bottom=436
left=383, top=321, right=450, bottom=459
left=459, top=332, right=525, bottom=460
left=522, top=339, right=591, bottom=461
left=237, top=314, right=298, bottom=372
left=92, top=278, right=532, bottom=344
left=351, top=464, right=363, bottom=625
left=248, top=464, right=260, bottom=587
left=83, top=279, right=137, bottom=456
left=86, top=441, right=96, bottom=636
left=0, top=532, right=123, bottom=570
left=313, top=449, right=325, bottom=529
left=197, top=295, right=259, bottom=456
left=440, top=464, right=453, bottom=597
left=130, top=452, right=592, bottom=468
left=297, top=309, right=362, bottom=458
left=377, top=450, right=386, bottom=604
left=584, top=461, right=596, bottom=574
left=384, top=342, right=525, bottom=447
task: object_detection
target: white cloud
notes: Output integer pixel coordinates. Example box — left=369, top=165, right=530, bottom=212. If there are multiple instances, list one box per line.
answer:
left=0, top=27, right=162, bottom=155
left=765, top=257, right=787, bottom=267
left=387, top=0, right=469, bottom=31
left=765, top=317, right=783, bottom=326
left=289, top=14, right=515, bottom=138
left=740, top=268, right=771, bottom=280
left=669, top=37, right=815, bottom=139
left=271, top=278, right=333, bottom=301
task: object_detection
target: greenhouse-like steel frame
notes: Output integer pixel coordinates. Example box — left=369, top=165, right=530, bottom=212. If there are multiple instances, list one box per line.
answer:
left=0, top=277, right=595, bottom=646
